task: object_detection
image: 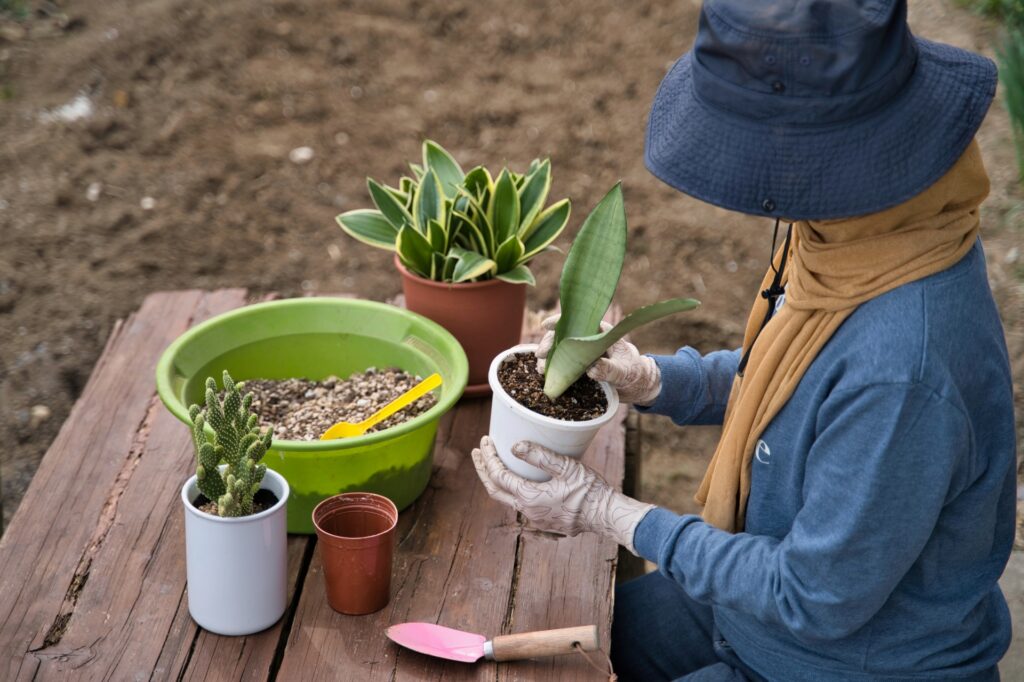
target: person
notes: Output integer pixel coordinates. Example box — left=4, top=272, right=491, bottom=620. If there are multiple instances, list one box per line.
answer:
left=470, top=1, right=1016, bottom=680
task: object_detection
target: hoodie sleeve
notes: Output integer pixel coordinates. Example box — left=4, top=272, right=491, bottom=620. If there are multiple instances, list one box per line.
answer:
left=633, top=381, right=969, bottom=641
left=636, top=347, right=741, bottom=426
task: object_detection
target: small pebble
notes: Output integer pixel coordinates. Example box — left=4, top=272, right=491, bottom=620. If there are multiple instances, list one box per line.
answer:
left=140, top=196, right=155, bottom=210
left=289, top=146, right=315, bottom=164
left=86, top=182, right=102, bottom=202
left=29, top=404, right=51, bottom=429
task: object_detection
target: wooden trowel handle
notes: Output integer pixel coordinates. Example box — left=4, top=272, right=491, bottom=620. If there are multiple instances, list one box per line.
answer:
left=489, top=625, right=599, bottom=661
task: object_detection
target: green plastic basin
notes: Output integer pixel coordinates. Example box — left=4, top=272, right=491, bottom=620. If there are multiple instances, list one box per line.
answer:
left=156, top=297, right=468, bottom=533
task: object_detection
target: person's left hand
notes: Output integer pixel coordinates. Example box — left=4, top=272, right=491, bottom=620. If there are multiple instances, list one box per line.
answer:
left=471, top=436, right=655, bottom=555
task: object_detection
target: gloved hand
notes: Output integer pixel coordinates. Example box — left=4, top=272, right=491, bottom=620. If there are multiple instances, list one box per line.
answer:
left=471, top=436, right=656, bottom=555
left=534, top=314, right=662, bottom=406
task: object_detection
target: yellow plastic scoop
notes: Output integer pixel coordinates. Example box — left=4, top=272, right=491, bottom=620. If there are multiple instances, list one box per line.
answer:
left=320, top=373, right=443, bottom=440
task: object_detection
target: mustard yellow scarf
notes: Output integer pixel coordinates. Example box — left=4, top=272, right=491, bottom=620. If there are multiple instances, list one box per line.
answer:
left=696, top=140, right=990, bottom=532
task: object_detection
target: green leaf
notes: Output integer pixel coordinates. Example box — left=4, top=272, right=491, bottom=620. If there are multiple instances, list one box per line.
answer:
left=452, top=210, right=490, bottom=255
left=422, top=140, right=465, bottom=197
left=522, top=198, right=570, bottom=259
left=463, top=166, right=493, bottom=198
left=494, top=236, right=525, bottom=273
left=336, top=209, right=398, bottom=250
left=430, top=252, right=446, bottom=281
left=450, top=246, right=496, bottom=282
left=428, top=218, right=448, bottom=253
left=396, top=224, right=434, bottom=276
left=489, top=168, right=520, bottom=244
left=552, top=184, right=626, bottom=352
left=398, top=177, right=415, bottom=198
left=443, top=255, right=458, bottom=281
left=544, top=298, right=700, bottom=399
left=517, top=159, right=551, bottom=234
left=496, top=264, right=536, bottom=286
left=409, top=162, right=425, bottom=179
left=368, top=178, right=413, bottom=230
left=414, top=168, right=444, bottom=232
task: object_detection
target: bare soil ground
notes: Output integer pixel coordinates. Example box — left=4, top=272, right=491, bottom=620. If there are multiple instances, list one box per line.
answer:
left=1, top=0, right=1021, bottom=528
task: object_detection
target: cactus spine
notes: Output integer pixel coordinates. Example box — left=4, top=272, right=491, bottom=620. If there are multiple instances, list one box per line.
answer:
left=187, top=370, right=273, bottom=517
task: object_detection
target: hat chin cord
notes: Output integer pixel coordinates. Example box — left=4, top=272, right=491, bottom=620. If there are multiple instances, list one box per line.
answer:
left=737, top=218, right=793, bottom=377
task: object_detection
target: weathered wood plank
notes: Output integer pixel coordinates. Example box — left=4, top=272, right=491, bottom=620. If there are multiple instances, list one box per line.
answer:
left=497, top=405, right=625, bottom=681
left=21, top=289, right=248, bottom=681
left=0, top=290, right=209, bottom=681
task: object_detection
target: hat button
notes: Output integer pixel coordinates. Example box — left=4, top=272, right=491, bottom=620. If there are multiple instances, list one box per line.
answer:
left=772, top=81, right=785, bottom=93
left=762, top=198, right=776, bottom=212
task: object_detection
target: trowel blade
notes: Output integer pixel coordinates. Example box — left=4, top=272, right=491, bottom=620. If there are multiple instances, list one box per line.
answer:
left=386, top=622, right=487, bottom=663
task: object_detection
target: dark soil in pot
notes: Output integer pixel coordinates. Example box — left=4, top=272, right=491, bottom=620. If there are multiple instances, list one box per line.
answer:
left=239, top=368, right=438, bottom=441
left=497, top=352, right=607, bottom=421
left=194, top=489, right=279, bottom=516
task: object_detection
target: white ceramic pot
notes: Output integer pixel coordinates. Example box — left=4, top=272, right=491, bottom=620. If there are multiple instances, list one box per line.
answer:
left=181, top=467, right=289, bottom=636
left=487, top=344, right=619, bottom=481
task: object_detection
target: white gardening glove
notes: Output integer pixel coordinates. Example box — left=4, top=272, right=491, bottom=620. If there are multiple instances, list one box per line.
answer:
left=534, top=314, right=662, bottom=406
left=471, top=436, right=655, bottom=555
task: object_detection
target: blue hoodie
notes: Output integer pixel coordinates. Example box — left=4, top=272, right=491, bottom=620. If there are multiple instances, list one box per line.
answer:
left=634, top=241, right=1016, bottom=680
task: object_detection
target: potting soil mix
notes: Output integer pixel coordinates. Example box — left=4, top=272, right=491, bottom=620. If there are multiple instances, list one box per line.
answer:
left=498, top=352, right=608, bottom=421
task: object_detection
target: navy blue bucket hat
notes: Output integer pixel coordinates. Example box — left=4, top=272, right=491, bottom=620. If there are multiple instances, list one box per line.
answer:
left=645, top=0, right=997, bottom=220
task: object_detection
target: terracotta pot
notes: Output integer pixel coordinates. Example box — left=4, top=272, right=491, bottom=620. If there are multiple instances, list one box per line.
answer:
left=312, top=492, right=398, bottom=615
left=396, top=256, right=526, bottom=396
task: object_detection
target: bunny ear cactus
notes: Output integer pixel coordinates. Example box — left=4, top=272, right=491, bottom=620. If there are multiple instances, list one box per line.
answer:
left=336, top=139, right=571, bottom=286
left=188, top=370, right=273, bottom=517
left=542, top=184, right=701, bottom=400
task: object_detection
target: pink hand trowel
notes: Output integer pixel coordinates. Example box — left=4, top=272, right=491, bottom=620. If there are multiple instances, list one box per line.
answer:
left=386, top=622, right=599, bottom=663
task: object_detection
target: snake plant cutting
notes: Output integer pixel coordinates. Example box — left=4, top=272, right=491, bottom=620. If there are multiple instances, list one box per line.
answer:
left=336, top=140, right=571, bottom=286
left=542, top=184, right=701, bottom=400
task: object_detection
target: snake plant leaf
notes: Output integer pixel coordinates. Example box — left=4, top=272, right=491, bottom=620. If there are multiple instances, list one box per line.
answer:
left=463, top=166, right=493, bottom=201
left=552, top=184, right=626, bottom=352
left=452, top=210, right=489, bottom=255
left=414, top=168, right=445, bottom=233
left=517, top=159, right=551, bottom=234
left=494, top=235, right=525, bottom=273
left=423, top=140, right=465, bottom=197
left=544, top=298, right=701, bottom=399
left=496, top=264, right=536, bottom=285
left=428, top=219, right=448, bottom=253
left=396, top=224, right=434, bottom=276
left=489, top=169, right=520, bottom=244
left=336, top=209, right=398, bottom=250
left=522, top=198, right=571, bottom=259
left=443, top=254, right=458, bottom=281
left=430, top=252, right=446, bottom=280
left=450, top=246, right=496, bottom=282
left=368, top=178, right=413, bottom=230
left=457, top=190, right=496, bottom=252
left=409, top=162, right=425, bottom=179
left=399, top=177, right=415, bottom=197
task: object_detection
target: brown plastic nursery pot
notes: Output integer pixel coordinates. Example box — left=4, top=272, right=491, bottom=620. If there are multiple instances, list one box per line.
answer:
left=396, top=256, right=525, bottom=396
left=313, top=492, right=398, bottom=615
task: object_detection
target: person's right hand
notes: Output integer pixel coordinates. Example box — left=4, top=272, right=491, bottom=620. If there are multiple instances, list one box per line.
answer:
left=534, top=314, right=662, bottom=406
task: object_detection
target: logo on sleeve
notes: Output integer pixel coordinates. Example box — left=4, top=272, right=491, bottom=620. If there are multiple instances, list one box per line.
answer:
left=754, top=439, right=771, bottom=464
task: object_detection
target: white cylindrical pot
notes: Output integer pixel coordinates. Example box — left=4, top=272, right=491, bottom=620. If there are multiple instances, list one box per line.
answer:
left=488, top=344, right=619, bottom=482
left=181, top=467, right=289, bottom=636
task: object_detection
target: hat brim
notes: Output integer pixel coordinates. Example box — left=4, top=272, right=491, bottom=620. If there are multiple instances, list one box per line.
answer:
left=644, top=38, right=997, bottom=220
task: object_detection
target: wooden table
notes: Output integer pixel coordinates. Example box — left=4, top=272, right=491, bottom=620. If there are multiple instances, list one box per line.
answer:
left=0, top=290, right=636, bottom=681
